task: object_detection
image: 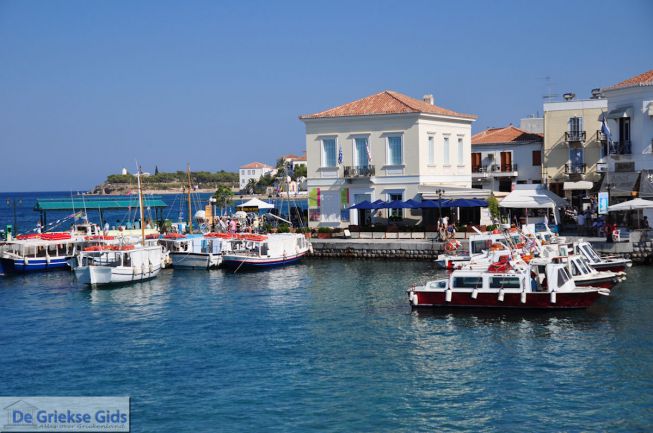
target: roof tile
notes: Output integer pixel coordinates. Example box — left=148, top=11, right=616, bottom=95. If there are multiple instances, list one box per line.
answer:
left=300, top=90, right=476, bottom=120
left=604, top=69, right=653, bottom=90
left=240, top=162, right=272, bottom=169
left=472, top=125, right=543, bottom=145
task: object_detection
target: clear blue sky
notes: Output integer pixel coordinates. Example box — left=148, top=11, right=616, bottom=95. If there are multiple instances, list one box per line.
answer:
left=1, top=0, right=651, bottom=191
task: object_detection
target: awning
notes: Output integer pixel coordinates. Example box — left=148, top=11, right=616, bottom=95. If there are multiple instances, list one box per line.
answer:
left=606, top=106, right=633, bottom=119
left=599, top=171, right=641, bottom=197
left=563, top=181, right=593, bottom=191
left=237, top=198, right=274, bottom=209
left=499, top=185, right=567, bottom=209
left=419, top=185, right=491, bottom=200
left=639, top=169, right=653, bottom=198
left=608, top=198, right=653, bottom=211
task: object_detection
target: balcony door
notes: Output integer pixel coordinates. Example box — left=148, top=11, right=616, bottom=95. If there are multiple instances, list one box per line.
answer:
left=472, top=152, right=482, bottom=172
left=500, top=152, right=512, bottom=171
left=355, top=138, right=369, bottom=168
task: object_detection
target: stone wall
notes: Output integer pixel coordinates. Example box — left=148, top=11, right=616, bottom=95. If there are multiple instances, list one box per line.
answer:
left=309, top=239, right=444, bottom=260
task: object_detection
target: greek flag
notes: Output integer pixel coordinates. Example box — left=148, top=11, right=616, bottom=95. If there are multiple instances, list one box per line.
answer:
left=601, top=116, right=611, bottom=140
left=337, top=144, right=343, bottom=166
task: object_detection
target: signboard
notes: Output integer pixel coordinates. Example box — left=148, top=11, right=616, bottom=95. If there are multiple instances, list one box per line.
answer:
left=598, top=191, right=609, bottom=215
left=239, top=206, right=259, bottom=213
left=205, top=205, right=213, bottom=221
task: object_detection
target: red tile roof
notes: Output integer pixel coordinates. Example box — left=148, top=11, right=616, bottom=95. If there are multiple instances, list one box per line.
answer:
left=299, top=90, right=477, bottom=120
left=604, top=69, right=653, bottom=90
left=282, top=154, right=303, bottom=160
left=472, top=125, right=543, bottom=145
left=240, top=162, right=272, bottom=169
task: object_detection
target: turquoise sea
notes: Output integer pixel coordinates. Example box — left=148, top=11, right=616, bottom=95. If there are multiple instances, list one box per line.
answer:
left=1, top=192, right=652, bottom=432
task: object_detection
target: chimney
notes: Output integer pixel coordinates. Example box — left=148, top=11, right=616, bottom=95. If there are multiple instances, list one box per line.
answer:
left=423, top=94, right=434, bottom=105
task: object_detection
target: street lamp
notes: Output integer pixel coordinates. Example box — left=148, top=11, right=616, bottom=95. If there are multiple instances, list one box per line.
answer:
left=435, top=188, right=445, bottom=228
left=6, top=197, right=22, bottom=236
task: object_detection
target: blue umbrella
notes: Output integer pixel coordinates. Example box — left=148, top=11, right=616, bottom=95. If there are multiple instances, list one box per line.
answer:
left=403, top=199, right=422, bottom=209
left=348, top=200, right=370, bottom=210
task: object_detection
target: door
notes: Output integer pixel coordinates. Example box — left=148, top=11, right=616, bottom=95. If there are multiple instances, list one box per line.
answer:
left=500, top=152, right=512, bottom=171
left=472, top=152, right=482, bottom=172
left=569, top=148, right=584, bottom=173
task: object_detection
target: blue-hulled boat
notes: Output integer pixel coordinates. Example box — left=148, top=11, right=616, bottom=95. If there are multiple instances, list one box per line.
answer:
left=0, top=234, right=80, bottom=274
left=221, top=233, right=311, bottom=270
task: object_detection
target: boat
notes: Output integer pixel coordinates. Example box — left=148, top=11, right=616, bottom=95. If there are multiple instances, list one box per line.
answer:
left=435, top=230, right=523, bottom=270
left=532, top=254, right=624, bottom=290
left=73, top=166, right=163, bottom=286
left=0, top=232, right=79, bottom=273
left=408, top=260, right=609, bottom=309
left=159, top=233, right=230, bottom=269
left=573, top=241, right=632, bottom=272
left=221, top=233, right=311, bottom=269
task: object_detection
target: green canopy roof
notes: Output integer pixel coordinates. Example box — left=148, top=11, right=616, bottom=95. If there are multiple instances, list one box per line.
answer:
left=34, top=196, right=168, bottom=211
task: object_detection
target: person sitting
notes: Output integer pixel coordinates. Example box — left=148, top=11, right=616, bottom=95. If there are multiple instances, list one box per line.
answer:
left=642, top=216, right=650, bottom=229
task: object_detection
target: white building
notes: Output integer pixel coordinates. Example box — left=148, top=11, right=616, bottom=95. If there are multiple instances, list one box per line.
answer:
left=281, top=153, right=307, bottom=169
left=299, top=90, right=485, bottom=228
left=471, top=125, right=543, bottom=193
left=601, top=69, right=653, bottom=173
left=239, top=162, right=274, bottom=191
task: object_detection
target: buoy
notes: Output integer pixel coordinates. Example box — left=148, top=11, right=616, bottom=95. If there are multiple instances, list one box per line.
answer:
left=498, top=289, right=505, bottom=302
left=445, top=289, right=452, bottom=302
left=550, top=291, right=557, bottom=304
left=471, top=289, right=478, bottom=299
left=521, top=291, right=527, bottom=304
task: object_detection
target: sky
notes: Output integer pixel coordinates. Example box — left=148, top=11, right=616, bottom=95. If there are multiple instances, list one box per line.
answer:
left=1, top=0, right=651, bottom=191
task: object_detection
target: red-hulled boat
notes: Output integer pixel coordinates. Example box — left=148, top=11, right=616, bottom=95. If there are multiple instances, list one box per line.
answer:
left=408, top=261, right=609, bottom=309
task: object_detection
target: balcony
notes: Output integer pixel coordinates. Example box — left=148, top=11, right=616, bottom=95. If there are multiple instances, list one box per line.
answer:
left=597, top=130, right=607, bottom=142
left=564, top=163, right=586, bottom=175
left=344, top=165, right=375, bottom=178
left=565, top=131, right=586, bottom=143
left=472, top=164, right=517, bottom=176
left=609, top=140, right=632, bottom=155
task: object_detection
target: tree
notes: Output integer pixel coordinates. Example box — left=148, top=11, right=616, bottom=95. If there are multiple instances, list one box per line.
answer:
left=275, top=157, right=286, bottom=169
left=246, top=179, right=257, bottom=195
left=155, top=165, right=159, bottom=175
left=214, top=185, right=233, bottom=214
left=293, top=164, right=307, bottom=180
left=488, top=195, right=501, bottom=223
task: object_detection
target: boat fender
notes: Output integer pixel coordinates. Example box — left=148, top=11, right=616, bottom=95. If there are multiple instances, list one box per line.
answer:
left=520, top=291, right=527, bottom=304
left=498, top=289, right=505, bottom=302
left=598, top=288, right=610, bottom=296
left=24, top=257, right=29, bottom=265
left=445, top=289, right=452, bottom=303
left=408, top=292, right=417, bottom=306
left=550, top=291, right=557, bottom=304
left=46, top=256, right=51, bottom=265
left=471, top=289, right=478, bottom=299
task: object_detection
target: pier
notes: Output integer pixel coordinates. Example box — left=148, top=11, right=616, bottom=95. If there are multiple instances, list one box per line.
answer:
left=310, top=238, right=445, bottom=260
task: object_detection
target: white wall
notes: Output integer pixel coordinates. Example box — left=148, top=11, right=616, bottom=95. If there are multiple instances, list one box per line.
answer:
left=471, top=142, right=543, bottom=183
left=239, top=167, right=273, bottom=189
left=603, top=86, right=653, bottom=171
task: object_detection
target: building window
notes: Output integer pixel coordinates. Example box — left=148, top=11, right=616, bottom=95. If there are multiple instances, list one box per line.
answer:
left=443, top=136, right=450, bottom=164
left=569, top=116, right=583, bottom=138
left=355, top=137, right=369, bottom=167
left=388, top=192, right=403, bottom=220
left=532, top=150, right=542, bottom=166
left=240, top=169, right=245, bottom=175
left=387, top=136, right=402, bottom=165
left=569, top=148, right=584, bottom=170
left=428, top=135, right=435, bottom=164
left=457, top=137, right=464, bottom=164
left=322, top=138, right=337, bottom=168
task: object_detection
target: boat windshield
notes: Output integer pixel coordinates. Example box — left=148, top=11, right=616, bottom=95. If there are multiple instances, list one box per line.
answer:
left=570, top=259, right=583, bottom=276
left=581, top=244, right=601, bottom=262
left=557, top=267, right=571, bottom=287
left=471, top=239, right=492, bottom=254
left=578, top=258, right=593, bottom=274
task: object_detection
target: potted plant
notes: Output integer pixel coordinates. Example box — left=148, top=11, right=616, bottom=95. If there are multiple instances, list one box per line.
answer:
left=317, top=226, right=333, bottom=239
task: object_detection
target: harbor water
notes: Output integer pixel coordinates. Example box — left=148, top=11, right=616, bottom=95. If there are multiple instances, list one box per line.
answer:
left=1, top=260, right=652, bottom=432
left=1, top=191, right=652, bottom=431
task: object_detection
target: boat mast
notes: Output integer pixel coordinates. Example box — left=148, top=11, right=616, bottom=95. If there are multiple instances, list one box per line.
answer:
left=186, top=163, right=193, bottom=233
left=137, top=165, right=146, bottom=245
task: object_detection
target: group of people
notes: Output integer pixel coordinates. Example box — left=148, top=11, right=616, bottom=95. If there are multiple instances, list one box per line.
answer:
left=437, top=216, right=457, bottom=240
left=215, top=214, right=262, bottom=234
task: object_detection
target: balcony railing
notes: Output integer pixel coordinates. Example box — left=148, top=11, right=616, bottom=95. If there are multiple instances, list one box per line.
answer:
left=565, top=131, right=586, bottom=143
left=564, top=163, right=587, bottom=174
left=597, top=130, right=607, bottom=142
left=344, top=165, right=375, bottom=178
left=609, top=140, right=632, bottom=155
left=472, top=164, right=517, bottom=173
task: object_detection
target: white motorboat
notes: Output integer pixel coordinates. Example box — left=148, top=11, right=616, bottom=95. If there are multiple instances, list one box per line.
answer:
left=159, top=233, right=230, bottom=269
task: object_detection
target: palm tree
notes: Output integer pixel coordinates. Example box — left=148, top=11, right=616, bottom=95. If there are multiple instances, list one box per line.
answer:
left=214, top=185, right=233, bottom=215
